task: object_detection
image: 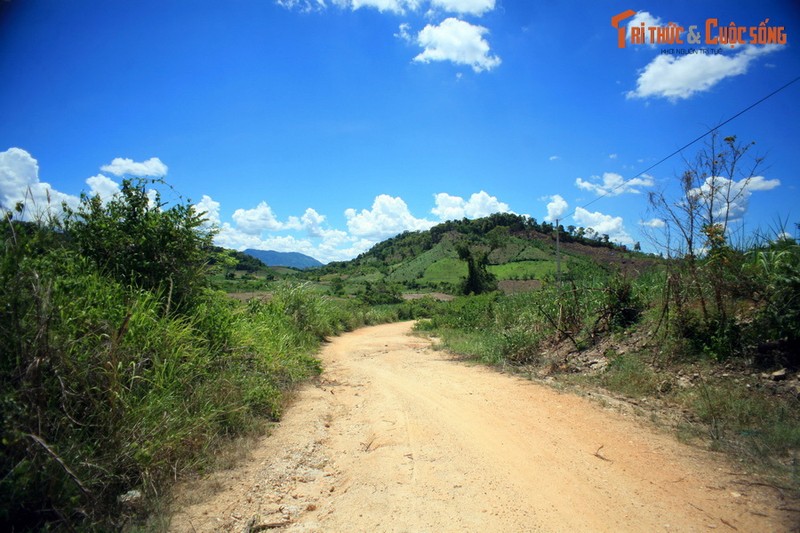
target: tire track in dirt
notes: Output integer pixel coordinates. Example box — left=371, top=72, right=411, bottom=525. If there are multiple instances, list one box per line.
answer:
left=169, top=321, right=794, bottom=532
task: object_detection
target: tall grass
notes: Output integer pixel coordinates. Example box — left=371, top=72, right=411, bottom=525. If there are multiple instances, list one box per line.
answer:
left=0, top=186, right=399, bottom=531
left=0, top=241, right=339, bottom=529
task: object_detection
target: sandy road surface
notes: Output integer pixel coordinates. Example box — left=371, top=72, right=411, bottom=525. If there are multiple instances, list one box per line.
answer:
left=170, top=322, right=793, bottom=532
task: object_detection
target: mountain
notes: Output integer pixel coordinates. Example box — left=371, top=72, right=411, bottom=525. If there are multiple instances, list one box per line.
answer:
left=318, top=213, right=655, bottom=295
left=243, top=249, right=323, bottom=270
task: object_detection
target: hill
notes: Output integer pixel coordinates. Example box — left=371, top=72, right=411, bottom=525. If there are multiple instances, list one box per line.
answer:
left=244, top=249, right=324, bottom=270
left=317, top=213, right=655, bottom=295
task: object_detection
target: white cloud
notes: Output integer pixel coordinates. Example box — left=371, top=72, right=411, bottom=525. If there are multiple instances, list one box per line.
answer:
left=0, top=147, right=79, bottom=219
left=214, top=217, right=373, bottom=264
left=414, top=18, right=501, bottom=73
left=640, top=217, right=666, bottom=228
left=100, top=157, right=168, bottom=177
left=574, top=207, right=634, bottom=245
left=275, top=0, right=327, bottom=13
left=627, top=45, right=779, bottom=101
left=345, top=194, right=434, bottom=240
left=549, top=155, right=560, bottom=161
left=430, top=0, right=495, bottom=16
left=395, top=22, right=413, bottom=42
left=626, top=11, right=663, bottom=45
left=351, top=0, right=414, bottom=13
left=575, top=172, right=654, bottom=196
left=195, top=195, right=221, bottom=227
left=431, top=190, right=509, bottom=220
left=688, top=175, right=780, bottom=222
left=86, top=174, right=121, bottom=201
left=232, top=201, right=286, bottom=234
left=543, top=194, right=568, bottom=222
left=609, top=153, right=618, bottom=160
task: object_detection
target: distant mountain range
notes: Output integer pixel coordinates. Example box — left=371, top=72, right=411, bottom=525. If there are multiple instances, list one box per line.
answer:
left=243, top=249, right=323, bottom=270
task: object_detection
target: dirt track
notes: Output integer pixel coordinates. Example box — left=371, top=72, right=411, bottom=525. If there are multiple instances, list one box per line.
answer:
left=170, top=321, right=793, bottom=532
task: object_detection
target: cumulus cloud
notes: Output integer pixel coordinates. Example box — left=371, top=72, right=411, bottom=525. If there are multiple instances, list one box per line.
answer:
left=640, top=217, right=666, bottom=228
left=575, top=172, right=654, bottom=196
left=688, top=175, right=780, bottom=222
left=431, top=190, right=509, bottom=220
left=414, top=18, right=501, bottom=73
left=0, top=147, right=79, bottom=219
left=627, top=45, right=779, bottom=101
left=214, top=215, right=373, bottom=264
left=430, top=0, right=495, bottom=16
left=100, top=156, right=168, bottom=177
left=85, top=174, right=121, bottom=202
left=231, top=201, right=286, bottom=234
left=195, top=195, right=221, bottom=227
left=574, top=207, right=634, bottom=245
left=345, top=194, right=435, bottom=240
left=543, top=194, right=568, bottom=222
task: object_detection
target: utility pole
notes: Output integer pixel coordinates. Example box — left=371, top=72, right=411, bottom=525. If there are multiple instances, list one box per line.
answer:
left=555, top=218, right=561, bottom=288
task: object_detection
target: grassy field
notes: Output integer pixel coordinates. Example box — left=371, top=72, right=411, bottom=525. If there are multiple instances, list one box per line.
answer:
left=488, top=260, right=559, bottom=280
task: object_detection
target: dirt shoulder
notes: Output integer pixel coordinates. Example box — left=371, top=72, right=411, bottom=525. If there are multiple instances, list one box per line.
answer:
left=168, top=321, right=795, bottom=532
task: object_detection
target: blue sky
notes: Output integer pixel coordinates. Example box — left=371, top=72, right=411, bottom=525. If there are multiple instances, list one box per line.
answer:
left=1, top=0, right=798, bottom=262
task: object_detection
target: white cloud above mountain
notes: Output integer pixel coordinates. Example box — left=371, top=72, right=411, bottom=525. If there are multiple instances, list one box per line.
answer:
left=431, top=190, right=509, bottom=220
left=543, top=194, right=568, bottom=222
left=574, top=207, right=634, bottom=245
left=345, top=194, right=435, bottom=240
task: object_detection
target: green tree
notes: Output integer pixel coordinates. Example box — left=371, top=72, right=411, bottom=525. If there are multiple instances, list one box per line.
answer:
left=64, top=178, right=214, bottom=312
left=456, top=243, right=497, bottom=295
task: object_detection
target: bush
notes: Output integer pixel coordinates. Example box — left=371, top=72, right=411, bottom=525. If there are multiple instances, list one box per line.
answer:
left=0, top=190, right=337, bottom=530
left=63, top=179, right=214, bottom=312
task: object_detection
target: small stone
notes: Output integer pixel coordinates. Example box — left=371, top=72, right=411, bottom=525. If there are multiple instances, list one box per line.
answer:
left=771, top=368, right=789, bottom=381
left=118, top=489, right=142, bottom=506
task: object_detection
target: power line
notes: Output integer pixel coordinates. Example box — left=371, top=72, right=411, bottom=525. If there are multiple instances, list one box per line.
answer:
left=563, top=74, right=800, bottom=221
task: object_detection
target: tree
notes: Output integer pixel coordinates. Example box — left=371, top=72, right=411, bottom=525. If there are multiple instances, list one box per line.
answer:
left=64, top=178, right=214, bottom=312
left=647, top=132, right=763, bottom=259
left=646, top=132, right=765, bottom=358
left=456, top=243, right=497, bottom=295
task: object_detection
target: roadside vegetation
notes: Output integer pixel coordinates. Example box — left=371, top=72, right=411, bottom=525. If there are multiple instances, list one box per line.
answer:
left=4, top=134, right=797, bottom=530
left=0, top=180, right=409, bottom=531
left=415, top=134, right=800, bottom=488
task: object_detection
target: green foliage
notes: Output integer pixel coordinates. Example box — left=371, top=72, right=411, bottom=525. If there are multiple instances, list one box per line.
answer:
left=457, top=244, right=497, bottom=296
left=420, top=256, right=465, bottom=285
left=684, top=379, right=800, bottom=457
left=601, top=353, right=660, bottom=397
left=360, top=280, right=403, bottom=305
left=0, top=188, right=356, bottom=531
left=601, top=274, right=644, bottom=329
left=745, top=240, right=800, bottom=366
left=63, top=179, right=214, bottom=312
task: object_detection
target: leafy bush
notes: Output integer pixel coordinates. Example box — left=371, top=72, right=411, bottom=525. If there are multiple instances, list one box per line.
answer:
left=0, top=187, right=347, bottom=530
left=63, top=179, right=213, bottom=312
left=745, top=241, right=800, bottom=366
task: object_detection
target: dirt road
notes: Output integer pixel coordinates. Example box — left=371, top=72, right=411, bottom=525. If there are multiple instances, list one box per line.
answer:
left=170, top=322, right=793, bottom=532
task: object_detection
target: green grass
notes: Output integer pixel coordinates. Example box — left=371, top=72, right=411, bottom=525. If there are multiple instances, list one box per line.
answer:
left=600, top=353, right=661, bottom=398
left=386, top=242, right=453, bottom=283
left=488, top=260, right=558, bottom=280
left=421, top=257, right=467, bottom=285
